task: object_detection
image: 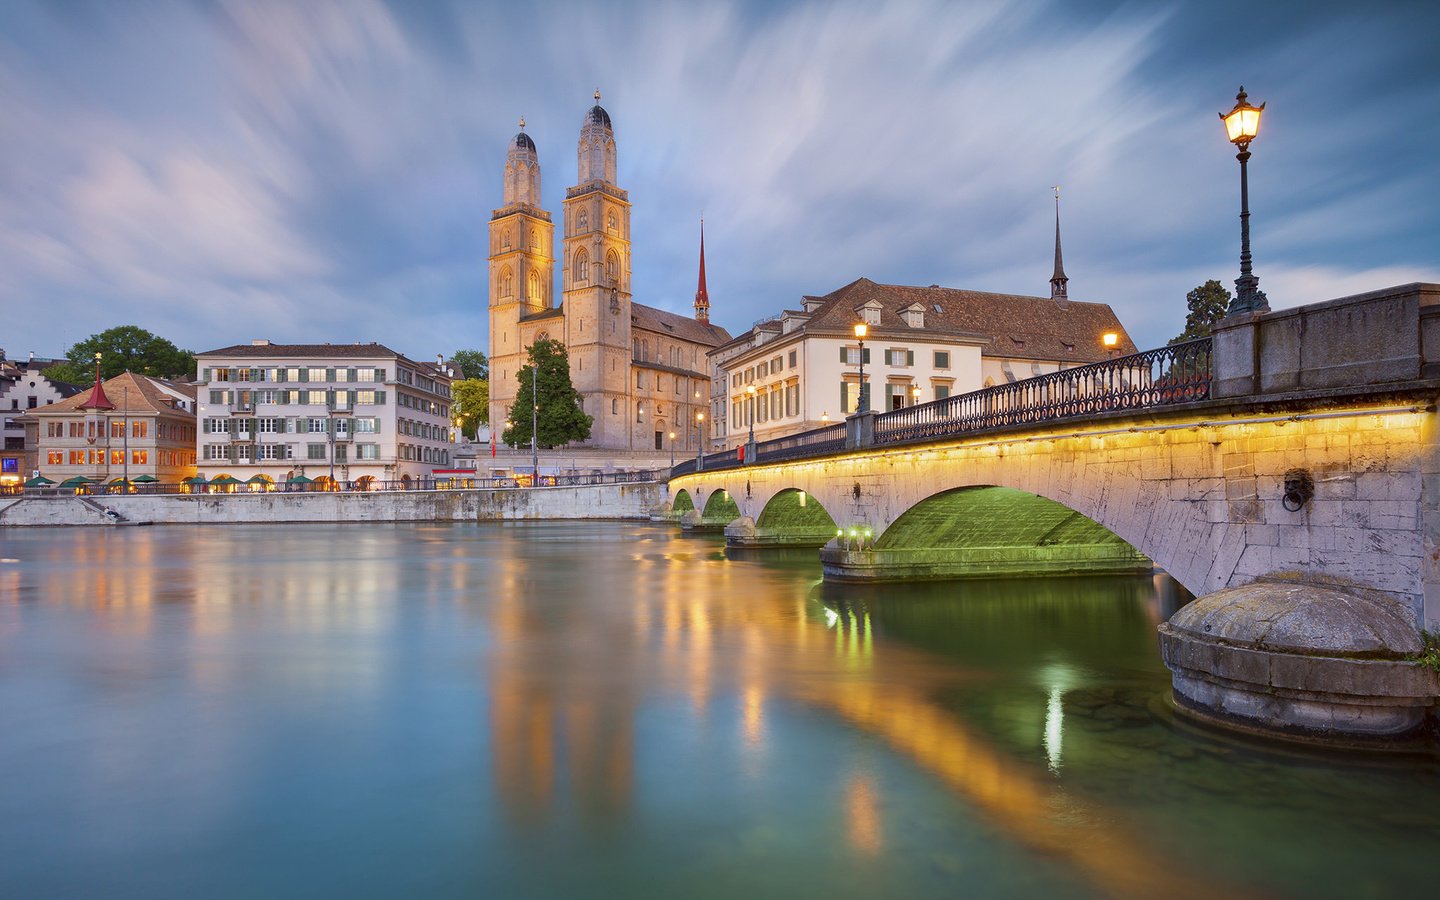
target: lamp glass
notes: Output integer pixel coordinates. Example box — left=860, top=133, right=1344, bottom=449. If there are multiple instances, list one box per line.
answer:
left=853, top=323, right=867, bottom=340
left=1223, top=102, right=1262, bottom=144
left=1102, top=332, right=1119, bottom=348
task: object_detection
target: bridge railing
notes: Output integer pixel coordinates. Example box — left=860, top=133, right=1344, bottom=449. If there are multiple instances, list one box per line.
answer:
left=755, top=422, right=848, bottom=463
left=874, top=338, right=1212, bottom=445
left=666, top=338, right=1211, bottom=478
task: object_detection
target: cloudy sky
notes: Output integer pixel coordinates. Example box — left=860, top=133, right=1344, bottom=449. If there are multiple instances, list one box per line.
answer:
left=2, top=0, right=1436, bottom=362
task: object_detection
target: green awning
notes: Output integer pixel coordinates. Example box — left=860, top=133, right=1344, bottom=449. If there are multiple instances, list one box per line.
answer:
left=59, top=476, right=93, bottom=487
left=183, top=476, right=209, bottom=484
left=246, top=475, right=272, bottom=484
left=132, top=475, right=158, bottom=483
left=209, top=475, right=242, bottom=485
left=24, top=475, right=55, bottom=486
left=287, top=475, right=313, bottom=483
left=108, top=478, right=131, bottom=485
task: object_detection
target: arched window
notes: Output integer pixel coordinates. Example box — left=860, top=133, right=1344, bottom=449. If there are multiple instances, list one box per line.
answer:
left=501, top=266, right=514, bottom=297
left=636, top=401, right=645, bottom=423
left=606, top=249, right=619, bottom=285
left=633, top=338, right=641, bottom=359
left=612, top=398, right=618, bottom=415
left=535, top=331, right=549, bottom=343
left=578, top=210, right=589, bottom=230
left=528, top=270, right=539, bottom=300
left=574, top=248, right=589, bottom=284
left=607, top=210, right=617, bottom=231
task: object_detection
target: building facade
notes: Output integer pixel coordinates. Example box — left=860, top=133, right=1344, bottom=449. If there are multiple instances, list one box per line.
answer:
left=488, top=95, right=731, bottom=455
left=20, top=370, right=198, bottom=485
left=193, top=342, right=454, bottom=488
left=1, top=353, right=82, bottom=487
left=710, top=278, right=1137, bottom=446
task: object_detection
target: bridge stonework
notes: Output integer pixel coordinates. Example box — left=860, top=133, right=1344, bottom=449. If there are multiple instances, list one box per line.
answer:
left=673, top=403, right=1439, bottom=628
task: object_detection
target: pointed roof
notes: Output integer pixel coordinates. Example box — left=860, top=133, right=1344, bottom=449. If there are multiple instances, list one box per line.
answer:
left=694, top=220, right=710, bottom=322
left=1050, top=189, right=1069, bottom=302
left=77, top=363, right=114, bottom=411
left=33, top=372, right=196, bottom=418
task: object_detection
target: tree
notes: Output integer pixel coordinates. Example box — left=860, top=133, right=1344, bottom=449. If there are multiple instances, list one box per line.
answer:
left=451, top=378, right=490, bottom=439
left=501, top=339, right=592, bottom=449
left=47, top=326, right=196, bottom=384
left=1170, top=280, right=1232, bottom=344
left=449, top=349, right=489, bottom=380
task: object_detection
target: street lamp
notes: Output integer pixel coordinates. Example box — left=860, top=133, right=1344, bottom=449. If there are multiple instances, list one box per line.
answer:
left=668, top=431, right=676, bottom=467
left=530, top=359, right=539, bottom=480
left=853, top=323, right=868, bottom=413
left=695, top=411, right=705, bottom=470
left=1102, top=332, right=1119, bottom=356
left=746, top=383, right=757, bottom=443
left=1220, top=86, right=1269, bottom=315
left=910, top=385, right=921, bottom=406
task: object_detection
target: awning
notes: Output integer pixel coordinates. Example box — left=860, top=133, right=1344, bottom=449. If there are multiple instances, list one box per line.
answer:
left=183, top=476, right=209, bottom=485
left=209, top=476, right=242, bottom=485
left=24, top=475, right=55, bottom=486
left=59, top=476, right=93, bottom=487
left=246, top=475, right=272, bottom=484
left=287, top=475, right=313, bottom=484
left=133, top=475, right=158, bottom=483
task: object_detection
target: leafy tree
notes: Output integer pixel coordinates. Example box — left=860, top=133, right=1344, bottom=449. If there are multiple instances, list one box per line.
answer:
left=451, top=378, right=490, bottom=439
left=47, top=326, right=196, bottom=383
left=449, top=349, right=489, bottom=380
left=1170, top=280, right=1232, bottom=344
left=502, top=339, right=592, bottom=449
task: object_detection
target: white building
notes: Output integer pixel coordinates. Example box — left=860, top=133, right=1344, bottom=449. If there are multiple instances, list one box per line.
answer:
left=193, top=341, right=454, bottom=488
left=710, top=278, right=1137, bottom=446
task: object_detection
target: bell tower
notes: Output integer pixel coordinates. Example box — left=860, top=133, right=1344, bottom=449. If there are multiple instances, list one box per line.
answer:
left=489, top=118, right=555, bottom=433
left=561, top=91, right=632, bottom=448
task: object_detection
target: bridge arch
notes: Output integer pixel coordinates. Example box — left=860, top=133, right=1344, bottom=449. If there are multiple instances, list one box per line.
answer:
left=671, top=489, right=694, bottom=514
left=726, top=488, right=841, bottom=549
left=701, top=488, right=740, bottom=520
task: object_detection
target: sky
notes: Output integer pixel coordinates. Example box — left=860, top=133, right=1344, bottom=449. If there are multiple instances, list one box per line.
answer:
left=2, top=0, right=1437, bottom=362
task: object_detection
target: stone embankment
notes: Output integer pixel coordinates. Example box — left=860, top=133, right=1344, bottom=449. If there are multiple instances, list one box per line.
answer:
left=0, top=482, right=664, bottom=527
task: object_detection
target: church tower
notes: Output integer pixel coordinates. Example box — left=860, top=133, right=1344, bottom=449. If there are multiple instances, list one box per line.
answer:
left=561, top=91, right=633, bottom=449
left=694, top=220, right=710, bottom=322
left=489, top=119, right=555, bottom=432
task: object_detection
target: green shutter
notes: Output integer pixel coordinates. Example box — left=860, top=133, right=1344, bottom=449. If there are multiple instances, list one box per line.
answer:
left=840, top=381, right=848, bottom=414
left=298, top=369, right=308, bottom=383
left=202, top=368, right=211, bottom=382
left=376, top=390, right=385, bottom=405
left=839, top=347, right=847, bottom=362
left=863, top=348, right=871, bottom=364
left=907, top=350, right=914, bottom=366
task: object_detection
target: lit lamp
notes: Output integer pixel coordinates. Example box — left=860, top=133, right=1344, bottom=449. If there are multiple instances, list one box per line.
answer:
left=853, top=323, right=868, bottom=413
left=668, top=430, right=676, bottom=467
left=1220, top=86, right=1269, bottom=315
left=1102, top=332, right=1119, bottom=356
left=820, top=411, right=830, bottom=423
left=910, top=385, right=921, bottom=405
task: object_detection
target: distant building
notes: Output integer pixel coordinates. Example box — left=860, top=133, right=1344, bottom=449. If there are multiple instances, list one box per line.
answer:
left=19, top=370, right=198, bottom=486
left=193, top=341, right=454, bottom=488
left=0, top=352, right=82, bottom=485
left=710, top=278, right=1137, bottom=445
left=487, top=94, right=731, bottom=454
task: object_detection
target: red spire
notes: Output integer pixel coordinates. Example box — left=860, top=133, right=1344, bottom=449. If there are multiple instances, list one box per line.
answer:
left=694, top=219, right=710, bottom=323
left=78, top=356, right=114, bottom=411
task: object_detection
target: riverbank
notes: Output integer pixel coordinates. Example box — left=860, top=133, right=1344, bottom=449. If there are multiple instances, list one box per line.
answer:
left=0, top=482, right=664, bottom=526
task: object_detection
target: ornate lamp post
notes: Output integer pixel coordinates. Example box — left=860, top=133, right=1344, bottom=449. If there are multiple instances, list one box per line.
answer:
left=668, top=431, right=676, bottom=467
left=694, top=411, right=705, bottom=470
left=746, top=383, right=757, bottom=443
left=1221, top=86, right=1269, bottom=315
left=853, top=323, right=868, bottom=412
left=910, top=384, right=921, bottom=406
left=530, top=360, right=539, bottom=480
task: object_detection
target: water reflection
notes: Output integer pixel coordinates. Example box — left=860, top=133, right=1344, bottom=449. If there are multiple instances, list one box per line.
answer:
left=0, top=524, right=1435, bottom=900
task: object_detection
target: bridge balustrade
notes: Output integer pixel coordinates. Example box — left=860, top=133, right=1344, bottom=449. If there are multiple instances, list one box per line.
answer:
left=754, top=422, right=848, bottom=463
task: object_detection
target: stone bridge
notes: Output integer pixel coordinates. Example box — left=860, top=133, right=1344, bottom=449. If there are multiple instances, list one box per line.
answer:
left=668, top=284, right=1440, bottom=743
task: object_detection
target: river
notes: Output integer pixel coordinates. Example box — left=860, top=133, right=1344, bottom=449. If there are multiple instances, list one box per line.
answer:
left=1, top=522, right=1436, bottom=898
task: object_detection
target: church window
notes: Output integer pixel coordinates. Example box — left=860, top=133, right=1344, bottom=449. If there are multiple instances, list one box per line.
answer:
left=535, top=331, right=549, bottom=343
left=636, top=401, right=645, bottom=423
left=528, top=271, right=539, bottom=300
left=530, top=233, right=539, bottom=251
left=578, top=210, right=589, bottom=230
left=574, top=249, right=589, bottom=284
left=612, top=398, right=618, bottom=414
left=607, top=210, right=617, bottom=231
left=501, top=267, right=514, bottom=297
left=636, top=371, right=644, bottom=389
left=502, top=231, right=511, bottom=250
left=606, top=250, right=619, bottom=285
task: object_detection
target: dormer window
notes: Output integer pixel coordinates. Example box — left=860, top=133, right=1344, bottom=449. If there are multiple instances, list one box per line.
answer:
left=901, top=304, right=925, bottom=328
left=857, top=300, right=882, bottom=326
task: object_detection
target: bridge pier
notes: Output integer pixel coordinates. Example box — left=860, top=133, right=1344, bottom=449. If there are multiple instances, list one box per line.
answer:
left=724, top=515, right=835, bottom=549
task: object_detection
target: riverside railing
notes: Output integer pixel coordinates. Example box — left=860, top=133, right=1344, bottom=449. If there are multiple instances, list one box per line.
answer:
left=8, top=469, right=662, bottom=497
left=665, top=338, right=1212, bottom=478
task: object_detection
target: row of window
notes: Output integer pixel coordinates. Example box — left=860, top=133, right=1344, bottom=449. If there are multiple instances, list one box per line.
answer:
left=201, top=442, right=404, bottom=463
left=634, top=370, right=696, bottom=396
left=838, top=380, right=953, bottom=414
left=733, top=351, right=799, bottom=387
left=47, top=420, right=196, bottom=441
left=206, top=366, right=384, bottom=384
left=204, top=417, right=385, bottom=436
left=49, top=449, right=178, bottom=466
left=732, top=384, right=803, bottom=425
left=207, top=389, right=390, bottom=408
left=839, top=347, right=950, bottom=369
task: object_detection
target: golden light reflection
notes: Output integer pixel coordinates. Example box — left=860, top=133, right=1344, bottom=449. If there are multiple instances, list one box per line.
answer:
left=845, top=774, right=883, bottom=856
left=742, top=683, right=764, bottom=746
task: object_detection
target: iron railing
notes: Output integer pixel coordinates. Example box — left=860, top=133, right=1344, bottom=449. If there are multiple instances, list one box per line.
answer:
left=873, top=338, right=1211, bottom=445
left=754, top=422, right=847, bottom=463
left=8, top=469, right=662, bottom=497
left=665, top=339, right=1212, bottom=478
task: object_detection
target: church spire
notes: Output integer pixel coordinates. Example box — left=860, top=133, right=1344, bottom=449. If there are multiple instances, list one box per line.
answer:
left=77, top=353, right=114, bottom=411
left=694, top=218, right=710, bottom=322
left=1050, top=186, right=1069, bottom=305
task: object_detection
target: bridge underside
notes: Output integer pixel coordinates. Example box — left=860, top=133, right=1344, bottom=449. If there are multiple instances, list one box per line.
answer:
left=820, top=487, right=1151, bottom=583
left=681, top=489, right=740, bottom=532
left=727, top=489, right=839, bottom=549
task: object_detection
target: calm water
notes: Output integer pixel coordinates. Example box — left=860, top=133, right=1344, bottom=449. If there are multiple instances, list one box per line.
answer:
left=1, top=522, right=1437, bottom=899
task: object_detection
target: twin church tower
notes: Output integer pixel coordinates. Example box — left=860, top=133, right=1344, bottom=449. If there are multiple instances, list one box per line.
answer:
left=488, top=92, right=730, bottom=452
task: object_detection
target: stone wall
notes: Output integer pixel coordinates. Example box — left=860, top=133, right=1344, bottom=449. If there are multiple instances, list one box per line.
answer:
left=0, top=482, right=663, bottom=527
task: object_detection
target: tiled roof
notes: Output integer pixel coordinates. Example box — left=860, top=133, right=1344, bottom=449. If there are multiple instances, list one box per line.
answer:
left=751, top=277, right=1137, bottom=362
left=196, top=342, right=405, bottom=359
left=632, top=303, right=732, bottom=347
left=24, top=372, right=195, bottom=418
